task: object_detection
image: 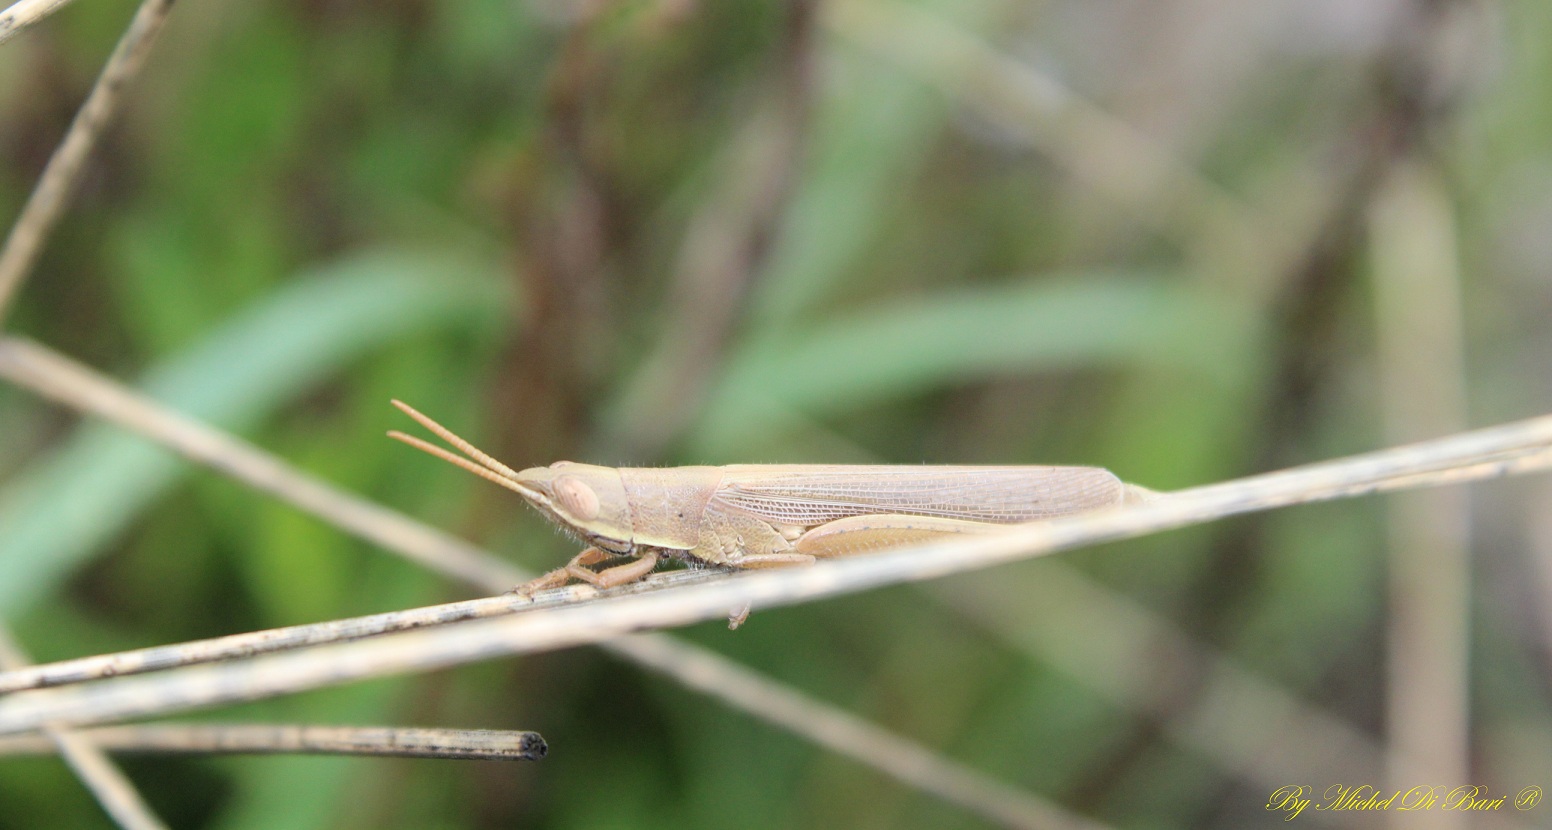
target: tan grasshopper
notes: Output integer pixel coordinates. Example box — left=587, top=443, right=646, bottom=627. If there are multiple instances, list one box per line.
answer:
left=389, top=400, right=1155, bottom=603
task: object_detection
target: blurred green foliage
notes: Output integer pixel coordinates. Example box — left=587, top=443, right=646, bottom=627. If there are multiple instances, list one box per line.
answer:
left=3, top=0, right=1552, bottom=827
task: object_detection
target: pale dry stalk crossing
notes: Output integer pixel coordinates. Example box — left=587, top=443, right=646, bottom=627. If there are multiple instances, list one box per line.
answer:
left=5, top=340, right=1551, bottom=830
left=0, top=336, right=1103, bottom=830
left=0, top=625, right=167, bottom=830
left=2, top=410, right=1551, bottom=737
left=0, top=572, right=724, bottom=694
left=4, top=460, right=1543, bottom=829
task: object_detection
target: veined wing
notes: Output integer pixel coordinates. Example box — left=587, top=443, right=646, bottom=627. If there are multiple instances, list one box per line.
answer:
left=713, top=465, right=1125, bottom=527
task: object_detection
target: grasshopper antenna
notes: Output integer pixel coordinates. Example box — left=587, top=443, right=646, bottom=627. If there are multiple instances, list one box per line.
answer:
left=388, top=400, right=535, bottom=497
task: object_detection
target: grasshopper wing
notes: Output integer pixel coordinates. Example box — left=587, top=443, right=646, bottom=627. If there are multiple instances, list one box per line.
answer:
left=711, top=465, right=1126, bottom=528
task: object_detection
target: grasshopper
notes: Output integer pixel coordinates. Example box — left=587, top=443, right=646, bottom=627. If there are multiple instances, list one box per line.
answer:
left=389, top=400, right=1155, bottom=608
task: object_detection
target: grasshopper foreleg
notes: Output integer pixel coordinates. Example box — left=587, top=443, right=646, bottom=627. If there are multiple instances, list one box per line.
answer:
left=571, top=548, right=661, bottom=589
left=512, top=547, right=663, bottom=594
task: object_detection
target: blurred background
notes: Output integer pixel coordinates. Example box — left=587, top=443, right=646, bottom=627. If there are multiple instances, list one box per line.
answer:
left=3, top=0, right=1552, bottom=826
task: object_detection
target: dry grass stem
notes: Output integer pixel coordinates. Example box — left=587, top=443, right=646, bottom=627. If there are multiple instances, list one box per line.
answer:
left=0, top=336, right=1090, bottom=830
left=0, top=0, right=76, bottom=47
left=1, top=411, right=1549, bottom=737
left=0, top=337, right=520, bottom=588
left=1372, top=160, right=1472, bottom=830
left=0, top=724, right=548, bottom=761
left=0, top=0, right=176, bottom=324
left=0, top=571, right=727, bottom=694
left=0, top=626, right=167, bottom=830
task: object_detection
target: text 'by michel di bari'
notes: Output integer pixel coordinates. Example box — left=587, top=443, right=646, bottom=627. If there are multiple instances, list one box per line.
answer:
left=1266, top=784, right=1543, bottom=820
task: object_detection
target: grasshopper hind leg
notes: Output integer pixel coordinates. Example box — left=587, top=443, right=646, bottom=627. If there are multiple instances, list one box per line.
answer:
left=721, top=551, right=819, bottom=630
left=793, top=514, right=1003, bottom=558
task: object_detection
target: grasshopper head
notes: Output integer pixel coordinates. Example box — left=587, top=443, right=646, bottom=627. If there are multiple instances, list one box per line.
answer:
left=513, top=462, right=635, bottom=554
left=388, top=401, right=638, bottom=554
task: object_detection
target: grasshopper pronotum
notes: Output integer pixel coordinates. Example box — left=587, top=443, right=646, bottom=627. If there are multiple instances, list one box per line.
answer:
left=389, top=400, right=1156, bottom=604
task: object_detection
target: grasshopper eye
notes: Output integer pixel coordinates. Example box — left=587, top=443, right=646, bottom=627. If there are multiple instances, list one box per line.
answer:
left=553, top=475, right=599, bottom=520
